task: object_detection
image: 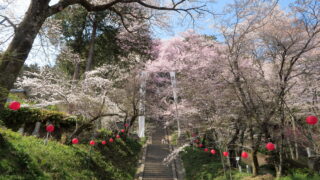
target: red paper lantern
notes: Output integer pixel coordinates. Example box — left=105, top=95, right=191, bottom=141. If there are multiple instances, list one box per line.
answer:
left=46, top=124, right=55, bottom=132
left=194, top=139, right=199, bottom=143
left=109, top=138, right=114, bottom=143
left=116, top=134, right=121, bottom=139
left=223, top=152, right=229, bottom=157
left=8, top=101, right=20, bottom=111
left=210, top=149, right=216, bottom=155
left=266, top=142, right=275, bottom=151
left=204, top=148, right=208, bottom=152
left=121, top=129, right=125, bottom=133
left=124, top=123, right=129, bottom=127
left=101, top=140, right=106, bottom=145
left=198, top=144, right=203, bottom=148
left=90, top=140, right=95, bottom=146
left=241, top=151, right=248, bottom=158
left=306, top=116, right=318, bottom=125
left=72, top=138, right=79, bottom=144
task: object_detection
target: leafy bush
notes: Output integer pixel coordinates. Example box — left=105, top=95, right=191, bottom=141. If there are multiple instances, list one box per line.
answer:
left=0, top=128, right=141, bottom=180
left=181, top=146, right=253, bottom=180
left=181, top=147, right=224, bottom=180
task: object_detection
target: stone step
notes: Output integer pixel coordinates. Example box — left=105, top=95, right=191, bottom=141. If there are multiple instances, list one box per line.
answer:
left=143, top=174, right=173, bottom=177
left=143, top=172, right=173, bottom=175
left=144, top=169, right=172, bottom=172
left=144, top=164, right=171, bottom=166
left=143, top=177, right=173, bottom=180
left=142, top=125, right=175, bottom=180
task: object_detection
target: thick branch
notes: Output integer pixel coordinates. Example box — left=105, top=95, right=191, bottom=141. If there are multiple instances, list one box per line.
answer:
left=49, top=0, right=207, bottom=18
left=49, top=0, right=121, bottom=16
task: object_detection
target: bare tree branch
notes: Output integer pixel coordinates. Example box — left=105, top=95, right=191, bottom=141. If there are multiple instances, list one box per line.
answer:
left=109, top=7, right=134, bottom=33
left=0, top=15, right=16, bottom=32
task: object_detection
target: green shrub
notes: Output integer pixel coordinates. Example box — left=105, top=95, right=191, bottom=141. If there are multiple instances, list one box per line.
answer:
left=0, top=107, right=78, bottom=134
left=181, top=147, right=224, bottom=180
left=0, top=128, right=141, bottom=180
left=181, top=146, right=253, bottom=180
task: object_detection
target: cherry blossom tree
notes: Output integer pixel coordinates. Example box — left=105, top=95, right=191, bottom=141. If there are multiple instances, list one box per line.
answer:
left=216, top=0, right=320, bottom=176
left=145, top=31, right=244, bottom=172
left=0, top=0, right=210, bottom=111
left=253, top=1, right=320, bottom=176
left=17, top=63, right=127, bottom=141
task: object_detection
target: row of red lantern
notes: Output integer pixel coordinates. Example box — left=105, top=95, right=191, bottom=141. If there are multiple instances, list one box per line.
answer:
left=46, top=124, right=126, bottom=134
left=193, top=117, right=314, bottom=156
left=45, top=124, right=125, bottom=145
left=72, top=135, right=124, bottom=145
left=88, top=137, right=115, bottom=146
left=201, top=147, right=249, bottom=158
left=197, top=142, right=275, bottom=151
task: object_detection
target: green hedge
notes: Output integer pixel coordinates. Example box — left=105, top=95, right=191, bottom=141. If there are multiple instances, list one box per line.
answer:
left=0, top=108, right=78, bottom=141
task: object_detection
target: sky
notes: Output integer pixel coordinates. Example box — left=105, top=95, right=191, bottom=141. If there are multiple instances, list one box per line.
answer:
left=0, top=0, right=294, bottom=66
left=152, top=0, right=293, bottom=39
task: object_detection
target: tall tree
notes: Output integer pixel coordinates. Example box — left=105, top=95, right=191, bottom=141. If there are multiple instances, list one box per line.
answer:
left=0, top=0, right=208, bottom=110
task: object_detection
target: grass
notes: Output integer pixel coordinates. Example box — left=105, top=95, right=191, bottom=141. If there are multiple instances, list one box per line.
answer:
left=7, top=93, right=30, bottom=105
left=277, top=169, right=320, bottom=180
left=0, top=128, right=141, bottom=180
left=180, top=146, right=320, bottom=180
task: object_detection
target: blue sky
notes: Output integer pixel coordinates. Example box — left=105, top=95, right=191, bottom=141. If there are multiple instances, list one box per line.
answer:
left=0, top=0, right=294, bottom=65
left=152, top=0, right=293, bottom=39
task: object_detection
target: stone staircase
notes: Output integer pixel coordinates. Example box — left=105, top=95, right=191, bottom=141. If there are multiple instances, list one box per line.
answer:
left=142, top=125, right=175, bottom=180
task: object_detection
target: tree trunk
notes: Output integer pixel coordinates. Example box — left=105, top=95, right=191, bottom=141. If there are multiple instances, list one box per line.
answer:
left=219, top=150, right=228, bottom=179
left=85, top=14, right=98, bottom=72
left=276, top=130, right=284, bottom=178
left=251, top=150, right=259, bottom=176
left=73, top=62, right=81, bottom=80
left=276, top=101, right=285, bottom=178
left=0, top=0, right=50, bottom=109
left=67, top=123, right=93, bottom=144
left=250, top=124, right=259, bottom=176
left=228, top=124, right=240, bottom=168
left=292, top=116, right=299, bottom=160
left=288, top=137, right=295, bottom=159
left=238, top=129, right=245, bottom=155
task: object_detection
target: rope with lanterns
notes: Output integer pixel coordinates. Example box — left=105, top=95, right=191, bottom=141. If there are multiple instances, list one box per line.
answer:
left=189, top=114, right=318, bottom=172
left=7, top=101, right=130, bottom=146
